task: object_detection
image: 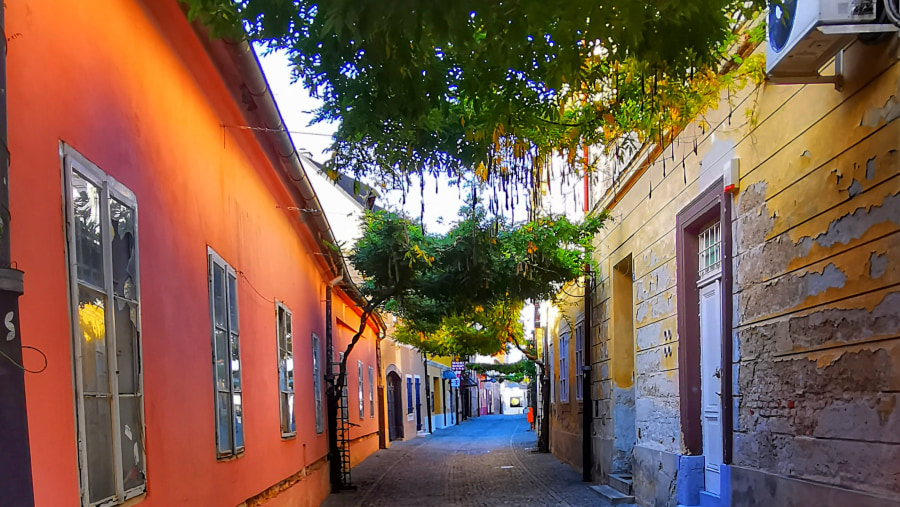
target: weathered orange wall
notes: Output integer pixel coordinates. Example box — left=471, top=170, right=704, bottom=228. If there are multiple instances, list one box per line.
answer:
left=333, top=298, right=381, bottom=465
left=7, top=0, right=379, bottom=505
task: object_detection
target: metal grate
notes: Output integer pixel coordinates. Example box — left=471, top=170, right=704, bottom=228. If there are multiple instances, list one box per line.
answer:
left=698, top=221, right=722, bottom=278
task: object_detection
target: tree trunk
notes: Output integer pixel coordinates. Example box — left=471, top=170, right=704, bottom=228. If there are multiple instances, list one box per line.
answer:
left=326, top=299, right=377, bottom=491
left=537, top=369, right=551, bottom=453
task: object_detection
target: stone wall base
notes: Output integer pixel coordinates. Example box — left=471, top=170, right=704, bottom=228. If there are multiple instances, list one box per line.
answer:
left=730, top=466, right=900, bottom=507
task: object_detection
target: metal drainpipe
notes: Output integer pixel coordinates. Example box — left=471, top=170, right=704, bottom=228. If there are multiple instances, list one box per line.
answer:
left=375, top=331, right=386, bottom=449
left=423, top=352, right=432, bottom=434
left=0, top=5, right=34, bottom=505
left=582, top=266, right=594, bottom=482
left=324, top=283, right=340, bottom=491
left=455, top=381, right=460, bottom=425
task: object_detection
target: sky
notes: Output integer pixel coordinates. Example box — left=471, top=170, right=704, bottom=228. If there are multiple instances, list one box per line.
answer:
left=259, top=49, right=471, bottom=234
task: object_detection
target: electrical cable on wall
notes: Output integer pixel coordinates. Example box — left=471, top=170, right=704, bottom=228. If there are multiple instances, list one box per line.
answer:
left=0, top=345, right=48, bottom=374
left=239, top=270, right=277, bottom=304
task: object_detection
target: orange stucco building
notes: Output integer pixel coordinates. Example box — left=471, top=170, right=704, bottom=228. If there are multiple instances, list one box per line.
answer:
left=6, top=1, right=380, bottom=505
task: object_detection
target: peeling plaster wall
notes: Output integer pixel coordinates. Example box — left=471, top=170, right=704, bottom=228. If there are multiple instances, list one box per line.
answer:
left=731, top=39, right=900, bottom=500
left=588, top=37, right=900, bottom=505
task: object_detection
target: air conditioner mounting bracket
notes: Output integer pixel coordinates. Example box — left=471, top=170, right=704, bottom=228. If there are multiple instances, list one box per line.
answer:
left=767, top=49, right=845, bottom=92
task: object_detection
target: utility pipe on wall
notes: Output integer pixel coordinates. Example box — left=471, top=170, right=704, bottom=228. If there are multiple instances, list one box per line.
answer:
left=376, top=331, right=386, bottom=449
left=324, top=280, right=339, bottom=491
left=582, top=266, right=594, bottom=482
left=0, top=4, right=35, bottom=504
left=423, top=352, right=433, bottom=433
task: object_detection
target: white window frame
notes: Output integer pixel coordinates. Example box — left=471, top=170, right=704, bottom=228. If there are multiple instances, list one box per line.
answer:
left=63, top=146, right=146, bottom=507
left=358, top=360, right=365, bottom=419
left=368, top=366, right=375, bottom=418
left=208, top=248, right=244, bottom=458
left=574, top=320, right=584, bottom=401
left=276, top=302, right=295, bottom=437
left=312, top=333, right=324, bottom=433
left=559, top=328, right=570, bottom=403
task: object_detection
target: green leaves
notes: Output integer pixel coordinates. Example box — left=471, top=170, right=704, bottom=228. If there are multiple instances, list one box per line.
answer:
left=468, top=360, right=536, bottom=383
left=349, top=207, right=607, bottom=357
left=184, top=0, right=767, bottom=196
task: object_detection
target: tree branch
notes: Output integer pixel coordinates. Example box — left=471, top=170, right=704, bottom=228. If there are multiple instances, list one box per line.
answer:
left=334, top=296, right=386, bottom=392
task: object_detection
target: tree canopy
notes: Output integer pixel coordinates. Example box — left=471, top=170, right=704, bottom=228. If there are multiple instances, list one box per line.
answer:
left=186, top=0, right=767, bottom=199
left=349, top=206, right=607, bottom=357
left=468, top=360, right=536, bottom=383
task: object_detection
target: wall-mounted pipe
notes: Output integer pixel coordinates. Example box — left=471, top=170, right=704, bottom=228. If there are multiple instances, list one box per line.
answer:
left=0, top=3, right=35, bottom=504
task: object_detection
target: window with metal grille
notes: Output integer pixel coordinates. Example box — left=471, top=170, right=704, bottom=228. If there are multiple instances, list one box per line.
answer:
left=208, top=248, right=243, bottom=458
left=64, top=148, right=146, bottom=506
left=574, top=322, right=584, bottom=400
left=698, top=221, right=722, bottom=278
left=276, top=303, right=294, bottom=437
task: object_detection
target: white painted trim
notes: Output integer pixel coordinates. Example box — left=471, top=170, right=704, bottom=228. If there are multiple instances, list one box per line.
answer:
left=312, top=333, right=324, bottom=433
left=276, top=301, right=296, bottom=438
left=207, top=247, right=244, bottom=458
left=62, top=144, right=146, bottom=506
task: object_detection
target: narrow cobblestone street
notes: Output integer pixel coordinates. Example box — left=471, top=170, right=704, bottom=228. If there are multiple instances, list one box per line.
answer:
left=322, top=415, right=607, bottom=507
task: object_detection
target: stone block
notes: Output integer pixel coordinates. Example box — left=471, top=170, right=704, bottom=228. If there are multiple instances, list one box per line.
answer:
left=634, top=445, right=679, bottom=507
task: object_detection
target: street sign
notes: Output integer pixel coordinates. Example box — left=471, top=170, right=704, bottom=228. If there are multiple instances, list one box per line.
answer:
left=450, top=378, right=461, bottom=388
left=451, top=361, right=465, bottom=371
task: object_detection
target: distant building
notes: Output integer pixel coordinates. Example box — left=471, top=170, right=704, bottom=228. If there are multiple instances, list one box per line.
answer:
left=501, top=382, right=527, bottom=416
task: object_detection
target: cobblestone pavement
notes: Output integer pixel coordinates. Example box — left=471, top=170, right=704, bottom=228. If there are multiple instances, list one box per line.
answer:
left=321, top=414, right=608, bottom=507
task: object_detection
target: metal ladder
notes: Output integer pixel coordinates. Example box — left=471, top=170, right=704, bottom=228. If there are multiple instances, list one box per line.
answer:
left=334, top=363, right=352, bottom=489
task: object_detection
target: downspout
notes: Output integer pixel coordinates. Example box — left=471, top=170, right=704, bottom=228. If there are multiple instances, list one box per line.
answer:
left=538, top=303, right=551, bottom=453
left=324, top=277, right=339, bottom=492
left=581, top=146, right=594, bottom=481
left=376, top=331, right=386, bottom=449
left=455, top=369, right=460, bottom=425
left=0, top=5, right=34, bottom=505
left=475, top=374, right=481, bottom=417
left=582, top=267, right=593, bottom=482
left=423, top=352, right=432, bottom=434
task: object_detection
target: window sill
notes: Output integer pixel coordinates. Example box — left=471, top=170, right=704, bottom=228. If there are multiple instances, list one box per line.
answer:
left=281, top=433, right=297, bottom=441
left=216, top=450, right=245, bottom=462
left=121, top=492, right=147, bottom=507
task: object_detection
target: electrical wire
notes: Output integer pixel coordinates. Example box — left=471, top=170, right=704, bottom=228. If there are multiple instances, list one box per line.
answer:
left=0, top=345, right=48, bottom=374
left=220, top=123, right=335, bottom=137
left=239, top=270, right=276, bottom=304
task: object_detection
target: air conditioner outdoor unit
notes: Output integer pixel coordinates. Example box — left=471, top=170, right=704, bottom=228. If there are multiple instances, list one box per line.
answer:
left=767, top=0, right=879, bottom=78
